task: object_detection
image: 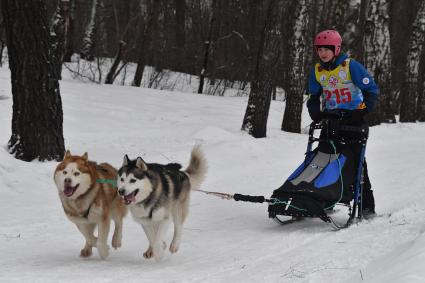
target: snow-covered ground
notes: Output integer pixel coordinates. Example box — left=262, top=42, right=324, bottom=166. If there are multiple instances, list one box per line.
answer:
left=1, top=66, right=425, bottom=283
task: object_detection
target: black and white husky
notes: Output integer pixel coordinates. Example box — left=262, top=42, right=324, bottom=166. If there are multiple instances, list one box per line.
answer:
left=117, top=145, right=207, bottom=261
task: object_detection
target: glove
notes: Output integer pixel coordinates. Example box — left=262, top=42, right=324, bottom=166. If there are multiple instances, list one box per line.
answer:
left=309, top=111, right=323, bottom=123
left=348, top=108, right=368, bottom=122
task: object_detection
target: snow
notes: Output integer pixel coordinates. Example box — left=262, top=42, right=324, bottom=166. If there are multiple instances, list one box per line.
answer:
left=1, top=65, right=425, bottom=283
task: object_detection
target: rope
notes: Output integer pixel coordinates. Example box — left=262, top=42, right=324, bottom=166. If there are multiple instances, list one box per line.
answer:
left=269, top=198, right=307, bottom=211
left=195, top=189, right=307, bottom=211
left=195, top=189, right=234, bottom=200
left=322, top=140, right=354, bottom=229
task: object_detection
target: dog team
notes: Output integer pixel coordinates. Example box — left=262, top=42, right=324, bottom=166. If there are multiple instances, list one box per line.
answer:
left=53, top=145, right=207, bottom=261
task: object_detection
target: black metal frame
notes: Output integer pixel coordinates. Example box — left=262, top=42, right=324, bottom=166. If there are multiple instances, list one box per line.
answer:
left=303, top=117, right=369, bottom=228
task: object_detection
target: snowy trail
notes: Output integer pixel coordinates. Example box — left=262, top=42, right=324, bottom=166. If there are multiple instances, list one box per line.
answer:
left=1, top=67, right=425, bottom=282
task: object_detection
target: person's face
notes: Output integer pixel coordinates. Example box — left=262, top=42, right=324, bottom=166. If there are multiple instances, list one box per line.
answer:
left=317, top=47, right=335, bottom=62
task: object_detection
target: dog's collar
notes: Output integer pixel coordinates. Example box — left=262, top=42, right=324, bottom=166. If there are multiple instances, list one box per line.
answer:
left=96, top=179, right=117, bottom=187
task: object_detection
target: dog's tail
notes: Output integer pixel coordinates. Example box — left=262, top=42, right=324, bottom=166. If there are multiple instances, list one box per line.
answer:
left=185, top=145, right=207, bottom=190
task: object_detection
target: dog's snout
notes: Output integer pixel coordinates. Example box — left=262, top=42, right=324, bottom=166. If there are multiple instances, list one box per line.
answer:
left=64, top=178, right=72, bottom=184
left=118, top=189, right=125, bottom=196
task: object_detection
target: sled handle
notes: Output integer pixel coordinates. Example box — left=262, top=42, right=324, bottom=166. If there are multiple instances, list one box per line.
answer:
left=233, top=194, right=266, bottom=203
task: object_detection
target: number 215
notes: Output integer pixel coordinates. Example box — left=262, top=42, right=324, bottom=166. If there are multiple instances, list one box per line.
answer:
left=324, top=88, right=352, bottom=103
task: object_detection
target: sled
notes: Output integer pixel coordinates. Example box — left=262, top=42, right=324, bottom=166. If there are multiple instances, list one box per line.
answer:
left=196, top=113, right=370, bottom=230
left=267, top=114, right=369, bottom=229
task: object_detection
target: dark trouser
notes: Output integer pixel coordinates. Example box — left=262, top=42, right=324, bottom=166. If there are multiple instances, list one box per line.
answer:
left=320, top=118, right=375, bottom=211
left=350, top=141, right=375, bottom=211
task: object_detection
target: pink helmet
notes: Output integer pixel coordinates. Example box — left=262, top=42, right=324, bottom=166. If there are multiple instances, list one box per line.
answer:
left=314, top=30, right=342, bottom=56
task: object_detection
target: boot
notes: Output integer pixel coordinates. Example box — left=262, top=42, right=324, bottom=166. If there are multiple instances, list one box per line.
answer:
left=362, top=189, right=376, bottom=217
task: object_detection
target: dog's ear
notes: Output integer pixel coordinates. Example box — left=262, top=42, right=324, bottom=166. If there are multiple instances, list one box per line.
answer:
left=136, top=157, right=148, bottom=171
left=82, top=152, right=88, bottom=161
left=64, top=150, right=72, bottom=160
left=123, top=154, right=130, bottom=166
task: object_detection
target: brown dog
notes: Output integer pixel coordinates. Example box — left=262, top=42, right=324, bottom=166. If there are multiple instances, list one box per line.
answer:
left=54, top=151, right=127, bottom=259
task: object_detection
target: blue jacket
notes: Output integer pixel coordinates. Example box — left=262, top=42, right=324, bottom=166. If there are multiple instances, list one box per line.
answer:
left=307, top=53, right=379, bottom=115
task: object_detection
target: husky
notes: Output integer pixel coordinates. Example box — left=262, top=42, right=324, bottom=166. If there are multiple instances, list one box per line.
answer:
left=117, top=145, right=207, bottom=261
left=54, top=151, right=127, bottom=259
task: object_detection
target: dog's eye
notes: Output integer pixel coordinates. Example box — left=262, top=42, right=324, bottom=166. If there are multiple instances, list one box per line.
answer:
left=130, top=179, right=136, bottom=183
left=120, top=177, right=124, bottom=182
left=74, top=172, right=80, bottom=176
left=63, top=171, right=67, bottom=175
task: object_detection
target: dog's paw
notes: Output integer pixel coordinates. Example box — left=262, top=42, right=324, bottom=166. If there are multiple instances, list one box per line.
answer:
left=143, top=246, right=153, bottom=259
left=97, top=244, right=110, bottom=259
left=153, top=244, right=165, bottom=261
left=80, top=247, right=93, bottom=258
left=169, top=242, right=179, bottom=254
left=112, top=234, right=122, bottom=249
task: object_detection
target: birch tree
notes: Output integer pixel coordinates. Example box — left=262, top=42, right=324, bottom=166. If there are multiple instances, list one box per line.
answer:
left=281, top=0, right=308, bottom=133
left=363, top=0, right=394, bottom=124
left=399, top=0, right=425, bottom=122
left=417, top=43, right=425, bottom=121
left=80, top=0, right=97, bottom=61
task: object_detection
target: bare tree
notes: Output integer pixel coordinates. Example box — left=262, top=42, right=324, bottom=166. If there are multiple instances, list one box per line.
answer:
left=363, top=0, right=394, bottom=125
left=241, top=0, right=275, bottom=138
left=104, top=6, right=140, bottom=84
left=0, top=20, right=5, bottom=66
left=2, top=0, right=65, bottom=161
left=80, top=0, right=98, bottom=61
left=281, top=0, right=308, bottom=133
left=198, top=0, right=218, bottom=94
left=174, top=0, right=186, bottom=70
left=61, top=0, right=74, bottom=62
left=400, top=0, right=425, bottom=122
left=132, top=0, right=160, bottom=87
left=390, top=0, right=421, bottom=115
left=51, top=0, right=71, bottom=79
left=417, top=40, right=425, bottom=121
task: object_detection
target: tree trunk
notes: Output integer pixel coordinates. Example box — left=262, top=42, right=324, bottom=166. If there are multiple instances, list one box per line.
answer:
left=363, top=0, right=394, bottom=125
left=417, top=39, right=425, bottom=121
left=352, top=0, right=369, bottom=62
left=242, top=79, right=273, bottom=138
left=390, top=0, right=421, bottom=115
left=105, top=40, right=126, bottom=84
left=50, top=0, right=70, bottom=80
left=198, top=0, right=217, bottom=94
left=241, top=0, right=274, bottom=138
left=281, top=0, right=308, bottom=133
left=2, top=0, right=65, bottom=162
left=80, top=0, right=97, bottom=61
left=133, top=0, right=160, bottom=87
left=105, top=11, right=140, bottom=85
left=400, top=0, right=425, bottom=122
left=62, top=0, right=74, bottom=62
left=0, top=39, right=5, bottom=67
left=174, top=0, right=186, bottom=70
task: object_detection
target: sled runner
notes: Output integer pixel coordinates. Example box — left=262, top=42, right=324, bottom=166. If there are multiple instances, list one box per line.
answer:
left=268, top=113, right=369, bottom=229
